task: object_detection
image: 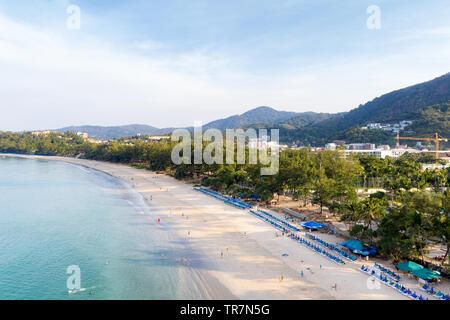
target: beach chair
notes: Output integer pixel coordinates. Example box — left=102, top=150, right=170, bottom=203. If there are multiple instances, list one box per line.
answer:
left=434, top=291, right=443, bottom=299
left=421, top=284, right=429, bottom=291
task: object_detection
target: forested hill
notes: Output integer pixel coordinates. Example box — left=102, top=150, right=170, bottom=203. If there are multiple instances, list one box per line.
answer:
left=279, top=73, right=450, bottom=145
left=202, top=106, right=326, bottom=130
left=54, top=124, right=175, bottom=140
left=54, top=107, right=329, bottom=139
left=51, top=73, right=450, bottom=144
left=329, top=72, right=450, bottom=129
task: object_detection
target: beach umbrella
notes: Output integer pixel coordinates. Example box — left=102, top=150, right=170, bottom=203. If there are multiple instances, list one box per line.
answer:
left=396, top=261, right=424, bottom=272
left=412, top=268, right=441, bottom=280
left=300, top=221, right=325, bottom=229
left=339, top=240, right=364, bottom=251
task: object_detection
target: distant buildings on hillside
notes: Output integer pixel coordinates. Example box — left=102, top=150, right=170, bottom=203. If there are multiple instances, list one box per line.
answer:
left=361, top=120, right=413, bottom=133
left=147, top=135, right=170, bottom=141
left=344, top=148, right=422, bottom=159
left=323, top=141, right=427, bottom=159
left=326, top=143, right=379, bottom=151
left=248, top=137, right=289, bottom=150
left=77, top=132, right=89, bottom=139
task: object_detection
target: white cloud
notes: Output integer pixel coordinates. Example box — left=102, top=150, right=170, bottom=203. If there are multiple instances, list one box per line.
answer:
left=133, top=39, right=165, bottom=51
left=0, top=11, right=449, bottom=132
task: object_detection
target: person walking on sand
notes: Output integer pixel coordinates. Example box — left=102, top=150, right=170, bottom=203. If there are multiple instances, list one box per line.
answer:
left=301, top=270, right=304, bottom=277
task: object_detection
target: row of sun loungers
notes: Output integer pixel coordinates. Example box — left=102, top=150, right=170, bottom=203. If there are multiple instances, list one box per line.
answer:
left=249, top=210, right=290, bottom=233
left=304, top=233, right=357, bottom=262
left=373, top=263, right=401, bottom=281
left=257, top=209, right=301, bottom=232
left=194, top=187, right=252, bottom=210
left=420, top=284, right=450, bottom=300
left=360, top=265, right=426, bottom=300
left=248, top=210, right=346, bottom=265
left=290, top=234, right=345, bottom=265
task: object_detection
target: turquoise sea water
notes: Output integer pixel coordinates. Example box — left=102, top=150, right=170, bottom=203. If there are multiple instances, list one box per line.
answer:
left=0, top=157, right=202, bottom=300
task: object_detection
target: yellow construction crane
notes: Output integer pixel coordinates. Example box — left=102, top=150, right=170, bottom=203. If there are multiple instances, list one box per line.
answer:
left=395, top=132, right=448, bottom=164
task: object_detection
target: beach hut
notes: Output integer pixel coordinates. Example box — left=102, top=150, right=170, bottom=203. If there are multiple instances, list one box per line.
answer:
left=412, top=268, right=441, bottom=281
left=396, top=261, right=424, bottom=272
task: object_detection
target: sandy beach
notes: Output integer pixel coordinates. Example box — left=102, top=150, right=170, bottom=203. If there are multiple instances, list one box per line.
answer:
left=4, top=153, right=447, bottom=300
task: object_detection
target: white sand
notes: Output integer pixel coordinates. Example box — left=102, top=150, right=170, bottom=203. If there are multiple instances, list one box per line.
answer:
left=3, top=154, right=436, bottom=300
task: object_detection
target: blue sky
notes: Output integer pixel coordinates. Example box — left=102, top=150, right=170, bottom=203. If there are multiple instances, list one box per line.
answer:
left=0, top=0, right=449, bottom=131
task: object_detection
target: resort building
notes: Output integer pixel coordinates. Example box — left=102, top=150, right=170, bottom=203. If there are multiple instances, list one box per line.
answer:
left=148, top=136, right=170, bottom=141
left=344, top=148, right=421, bottom=159
left=361, top=121, right=414, bottom=133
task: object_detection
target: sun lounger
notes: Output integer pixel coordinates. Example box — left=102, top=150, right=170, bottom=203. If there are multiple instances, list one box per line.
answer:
left=421, top=284, right=429, bottom=291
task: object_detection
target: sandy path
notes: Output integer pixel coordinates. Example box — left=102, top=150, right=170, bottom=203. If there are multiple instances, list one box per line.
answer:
left=1, top=154, right=412, bottom=299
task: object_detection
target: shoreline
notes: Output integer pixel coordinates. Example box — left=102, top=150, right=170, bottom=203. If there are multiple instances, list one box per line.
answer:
left=1, top=153, right=417, bottom=299
left=1, top=153, right=235, bottom=300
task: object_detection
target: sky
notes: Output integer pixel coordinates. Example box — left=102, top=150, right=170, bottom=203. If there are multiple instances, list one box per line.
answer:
left=0, top=0, right=450, bottom=131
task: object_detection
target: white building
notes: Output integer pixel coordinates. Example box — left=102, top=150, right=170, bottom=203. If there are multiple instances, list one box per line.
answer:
left=248, top=137, right=287, bottom=150
left=148, top=135, right=170, bottom=141
left=346, top=143, right=375, bottom=150
left=77, top=132, right=89, bottom=139
left=345, top=148, right=421, bottom=159
left=365, top=120, right=413, bottom=133
left=325, top=143, right=337, bottom=150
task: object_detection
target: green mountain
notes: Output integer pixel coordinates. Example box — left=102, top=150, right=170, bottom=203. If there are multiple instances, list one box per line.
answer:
left=405, top=102, right=450, bottom=138
left=53, top=73, right=450, bottom=144
left=55, top=106, right=327, bottom=139
left=55, top=124, right=174, bottom=140
left=202, top=106, right=306, bottom=130
left=279, top=73, right=450, bottom=145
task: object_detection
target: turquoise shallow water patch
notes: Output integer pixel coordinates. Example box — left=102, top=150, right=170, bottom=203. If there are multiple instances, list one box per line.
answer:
left=0, top=157, right=202, bottom=300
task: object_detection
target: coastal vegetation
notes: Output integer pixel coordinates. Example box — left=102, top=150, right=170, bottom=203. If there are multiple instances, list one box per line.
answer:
left=1, top=130, right=449, bottom=271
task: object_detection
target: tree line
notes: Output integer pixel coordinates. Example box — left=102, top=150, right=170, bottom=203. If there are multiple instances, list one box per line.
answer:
left=0, top=131, right=449, bottom=269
